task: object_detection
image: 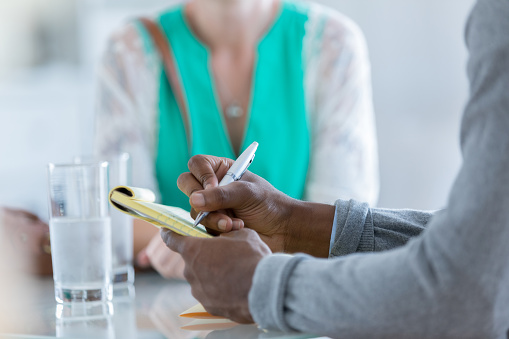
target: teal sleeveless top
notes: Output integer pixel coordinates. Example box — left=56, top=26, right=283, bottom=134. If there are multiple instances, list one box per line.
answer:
left=153, top=2, right=311, bottom=209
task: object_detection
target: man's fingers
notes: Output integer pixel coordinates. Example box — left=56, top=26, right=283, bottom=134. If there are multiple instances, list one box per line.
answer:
left=160, top=228, right=187, bottom=254
left=187, top=155, right=219, bottom=189
left=222, top=228, right=258, bottom=241
left=189, top=181, right=250, bottom=213
left=190, top=210, right=240, bottom=233
left=177, top=172, right=206, bottom=197
left=196, top=212, right=244, bottom=232
left=179, top=155, right=236, bottom=198
left=187, top=155, right=234, bottom=189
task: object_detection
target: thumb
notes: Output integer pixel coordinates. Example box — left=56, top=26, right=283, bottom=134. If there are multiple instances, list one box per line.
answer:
left=160, top=228, right=188, bottom=254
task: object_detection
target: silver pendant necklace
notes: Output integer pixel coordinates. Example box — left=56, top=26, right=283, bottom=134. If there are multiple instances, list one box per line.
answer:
left=225, top=102, right=243, bottom=119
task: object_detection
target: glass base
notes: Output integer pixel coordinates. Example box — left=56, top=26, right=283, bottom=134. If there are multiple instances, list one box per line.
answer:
left=55, top=286, right=112, bottom=303
left=113, top=265, right=134, bottom=285
left=113, top=284, right=135, bottom=299
left=56, top=302, right=113, bottom=320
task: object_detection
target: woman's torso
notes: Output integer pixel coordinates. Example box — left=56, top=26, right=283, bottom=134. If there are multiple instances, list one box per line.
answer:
left=153, top=2, right=312, bottom=209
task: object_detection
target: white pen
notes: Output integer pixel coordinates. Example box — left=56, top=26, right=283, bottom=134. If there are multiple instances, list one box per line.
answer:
left=193, top=141, right=258, bottom=227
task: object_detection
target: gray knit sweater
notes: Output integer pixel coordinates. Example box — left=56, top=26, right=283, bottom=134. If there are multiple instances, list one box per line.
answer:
left=248, top=0, right=509, bottom=337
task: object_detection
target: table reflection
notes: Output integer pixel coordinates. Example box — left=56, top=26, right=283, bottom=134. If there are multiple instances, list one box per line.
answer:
left=0, top=272, right=323, bottom=339
left=55, top=302, right=114, bottom=339
left=112, top=297, right=137, bottom=339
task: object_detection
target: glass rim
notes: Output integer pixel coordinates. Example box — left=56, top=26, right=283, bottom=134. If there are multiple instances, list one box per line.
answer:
left=73, top=152, right=130, bottom=163
left=48, top=161, right=109, bottom=169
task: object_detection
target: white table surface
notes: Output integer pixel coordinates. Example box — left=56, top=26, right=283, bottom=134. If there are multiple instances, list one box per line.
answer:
left=0, top=272, right=327, bottom=339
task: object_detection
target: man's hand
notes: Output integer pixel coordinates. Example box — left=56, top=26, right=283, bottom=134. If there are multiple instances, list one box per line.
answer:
left=177, top=155, right=335, bottom=257
left=161, top=228, right=271, bottom=323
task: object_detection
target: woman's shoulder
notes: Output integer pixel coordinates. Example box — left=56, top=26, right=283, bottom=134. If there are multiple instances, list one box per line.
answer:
left=100, top=19, right=163, bottom=85
left=105, top=4, right=183, bottom=55
left=106, top=21, right=143, bottom=54
left=157, top=4, right=184, bottom=26
left=296, top=1, right=368, bottom=65
left=304, top=2, right=365, bottom=42
left=278, top=0, right=366, bottom=52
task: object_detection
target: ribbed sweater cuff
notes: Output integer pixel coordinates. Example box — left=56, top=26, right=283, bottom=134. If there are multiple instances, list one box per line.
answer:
left=357, top=209, right=374, bottom=252
left=330, top=199, right=374, bottom=256
left=248, top=254, right=307, bottom=332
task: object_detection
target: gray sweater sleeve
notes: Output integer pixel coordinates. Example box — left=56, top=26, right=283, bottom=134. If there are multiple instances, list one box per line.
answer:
left=329, top=199, right=433, bottom=256
left=248, top=0, right=509, bottom=337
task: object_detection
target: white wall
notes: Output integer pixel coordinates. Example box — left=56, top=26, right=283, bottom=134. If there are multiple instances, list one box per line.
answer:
left=315, top=0, right=476, bottom=209
left=0, top=67, right=83, bottom=218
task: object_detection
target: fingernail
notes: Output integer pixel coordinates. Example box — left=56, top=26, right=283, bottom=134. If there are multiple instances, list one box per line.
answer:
left=204, top=184, right=211, bottom=190
left=233, top=220, right=243, bottom=230
left=218, top=219, right=227, bottom=231
left=160, top=228, right=168, bottom=242
left=191, top=193, right=205, bottom=207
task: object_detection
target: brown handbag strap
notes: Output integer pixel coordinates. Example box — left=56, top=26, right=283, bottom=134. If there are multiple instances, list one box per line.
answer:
left=138, top=17, right=191, bottom=149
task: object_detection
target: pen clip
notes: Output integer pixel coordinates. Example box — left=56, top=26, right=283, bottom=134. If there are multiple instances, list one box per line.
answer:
left=237, top=154, right=255, bottom=180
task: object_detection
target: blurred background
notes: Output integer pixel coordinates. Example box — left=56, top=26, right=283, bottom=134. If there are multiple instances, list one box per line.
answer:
left=0, top=0, right=475, bottom=218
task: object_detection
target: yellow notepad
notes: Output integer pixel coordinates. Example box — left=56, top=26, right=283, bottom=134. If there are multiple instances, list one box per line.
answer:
left=180, top=318, right=237, bottom=331
left=179, top=303, right=226, bottom=319
left=109, top=186, right=212, bottom=238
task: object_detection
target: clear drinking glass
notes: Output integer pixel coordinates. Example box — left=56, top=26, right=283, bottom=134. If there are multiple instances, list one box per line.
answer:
left=47, top=162, right=112, bottom=303
left=75, top=154, right=134, bottom=290
left=107, top=154, right=134, bottom=291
